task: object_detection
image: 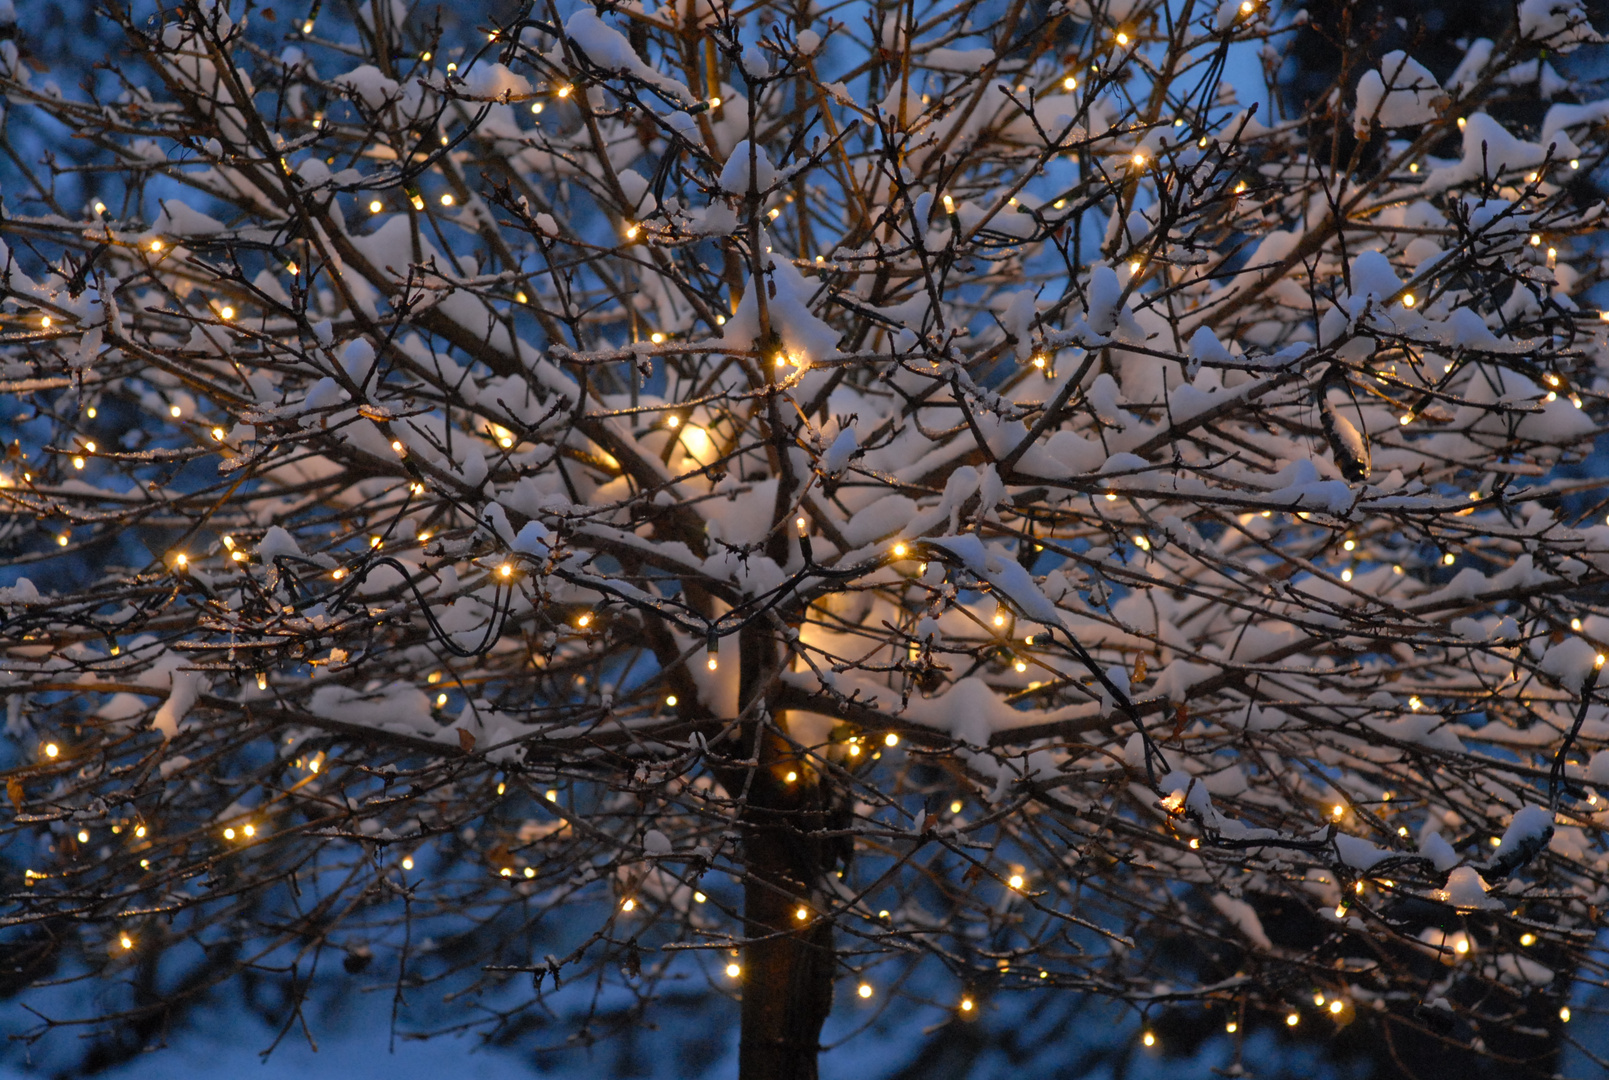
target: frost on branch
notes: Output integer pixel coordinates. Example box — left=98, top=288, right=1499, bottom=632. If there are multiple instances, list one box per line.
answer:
left=2, top=0, right=1609, bottom=1074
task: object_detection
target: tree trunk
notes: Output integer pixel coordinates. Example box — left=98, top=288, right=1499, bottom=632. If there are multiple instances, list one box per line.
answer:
left=739, top=797, right=835, bottom=1080
left=733, top=604, right=836, bottom=1079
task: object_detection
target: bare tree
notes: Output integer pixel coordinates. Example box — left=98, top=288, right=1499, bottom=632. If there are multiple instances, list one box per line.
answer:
left=4, top=0, right=1609, bottom=1076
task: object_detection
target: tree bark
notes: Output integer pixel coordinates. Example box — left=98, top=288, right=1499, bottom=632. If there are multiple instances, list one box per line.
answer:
left=739, top=793, right=836, bottom=1080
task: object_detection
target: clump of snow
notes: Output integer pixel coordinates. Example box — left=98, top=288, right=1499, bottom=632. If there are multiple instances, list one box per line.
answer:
left=1518, top=0, right=1602, bottom=52
left=820, top=426, right=858, bottom=475
left=718, top=140, right=777, bottom=195
left=1211, top=893, right=1272, bottom=950
left=153, top=669, right=208, bottom=738
left=1436, top=865, right=1504, bottom=911
left=723, top=237, right=842, bottom=362
left=1420, top=831, right=1460, bottom=872
left=562, top=6, right=692, bottom=103
left=1540, top=637, right=1600, bottom=694
left=1354, top=52, right=1441, bottom=134
left=335, top=64, right=401, bottom=110
left=257, top=525, right=303, bottom=564
left=513, top=520, right=551, bottom=556
left=0, top=577, right=40, bottom=604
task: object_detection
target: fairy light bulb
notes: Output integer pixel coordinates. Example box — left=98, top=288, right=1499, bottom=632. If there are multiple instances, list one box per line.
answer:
left=858, top=983, right=873, bottom=999
left=727, top=962, right=742, bottom=977
left=1142, top=1031, right=1155, bottom=1047
left=706, top=634, right=719, bottom=671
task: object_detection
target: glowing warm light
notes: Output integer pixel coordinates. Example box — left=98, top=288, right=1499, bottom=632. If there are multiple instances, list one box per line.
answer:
left=545, top=789, right=559, bottom=802
left=150, top=239, right=164, bottom=252
left=1521, top=933, right=1537, bottom=946
left=785, top=770, right=798, bottom=783
left=77, top=830, right=89, bottom=843
left=1454, top=938, right=1470, bottom=955
left=224, top=828, right=236, bottom=840
left=1226, top=1022, right=1238, bottom=1033
left=1443, top=553, right=1455, bottom=566
left=1063, top=76, right=1076, bottom=90
left=436, top=693, right=448, bottom=707
left=135, top=825, right=146, bottom=838
left=693, top=891, right=706, bottom=902
left=1007, top=874, right=1024, bottom=890
left=368, top=199, right=383, bottom=213
left=72, top=456, right=85, bottom=470
left=727, top=962, right=742, bottom=977
left=884, top=733, right=899, bottom=747
left=43, top=742, right=59, bottom=759
left=499, top=564, right=513, bottom=578
left=1286, top=1013, right=1299, bottom=1027
left=93, top=201, right=106, bottom=215
left=170, top=404, right=183, bottom=417
left=332, top=568, right=347, bottom=580
left=621, top=898, right=636, bottom=912
left=1401, top=293, right=1415, bottom=308
left=795, top=906, right=809, bottom=921
left=1014, top=660, right=1028, bottom=673
left=708, top=96, right=721, bottom=108
left=1115, top=31, right=1130, bottom=45
left=666, top=694, right=678, bottom=707
left=858, top=983, right=873, bottom=999
left=1143, top=1031, right=1156, bottom=1047
left=219, top=306, right=235, bottom=320
left=1332, top=804, right=1344, bottom=818
left=1329, top=1000, right=1343, bottom=1014
left=1561, top=1007, right=1572, bottom=1022
left=960, top=998, right=975, bottom=1013
left=440, top=193, right=455, bottom=207
left=243, top=824, right=255, bottom=838
left=891, top=542, right=908, bottom=558
left=174, top=553, right=189, bottom=569
left=120, top=934, right=133, bottom=950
